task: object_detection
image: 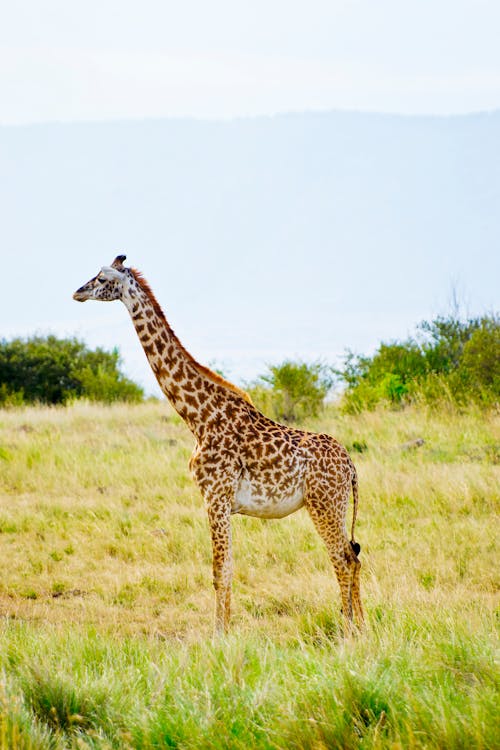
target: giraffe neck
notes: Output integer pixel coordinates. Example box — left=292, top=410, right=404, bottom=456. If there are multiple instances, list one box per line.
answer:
left=122, top=270, right=249, bottom=439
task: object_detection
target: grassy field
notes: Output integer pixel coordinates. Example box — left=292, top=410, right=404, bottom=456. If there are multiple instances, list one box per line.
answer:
left=0, top=400, right=498, bottom=748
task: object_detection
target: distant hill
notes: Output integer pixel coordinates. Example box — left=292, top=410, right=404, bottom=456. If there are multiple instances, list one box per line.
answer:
left=1, top=110, right=499, bottom=392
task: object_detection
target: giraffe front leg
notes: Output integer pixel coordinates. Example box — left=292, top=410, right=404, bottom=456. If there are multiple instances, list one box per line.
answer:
left=206, top=501, right=233, bottom=636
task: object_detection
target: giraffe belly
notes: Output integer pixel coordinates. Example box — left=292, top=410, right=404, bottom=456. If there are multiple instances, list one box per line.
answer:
left=232, top=475, right=305, bottom=519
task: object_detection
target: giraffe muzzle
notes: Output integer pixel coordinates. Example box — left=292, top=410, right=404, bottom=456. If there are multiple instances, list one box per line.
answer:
left=73, top=288, right=88, bottom=302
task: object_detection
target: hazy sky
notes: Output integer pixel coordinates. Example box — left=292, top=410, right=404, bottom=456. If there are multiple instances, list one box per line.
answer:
left=1, top=1, right=500, bottom=123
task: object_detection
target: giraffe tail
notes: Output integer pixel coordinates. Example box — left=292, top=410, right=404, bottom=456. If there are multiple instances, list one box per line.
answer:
left=350, top=465, right=361, bottom=557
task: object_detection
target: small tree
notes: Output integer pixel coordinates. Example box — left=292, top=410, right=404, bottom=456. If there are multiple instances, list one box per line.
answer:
left=460, top=317, right=500, bottom=403
left=248, top=360, right=333, bottom=423
left=420, top=316, right=482, bottom=373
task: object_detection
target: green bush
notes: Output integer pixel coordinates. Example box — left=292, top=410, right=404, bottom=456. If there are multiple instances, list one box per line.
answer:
left=338, top=313, right=499, bottom=412
left=460, top=317, right=500, bottom=403
left=0, top=335, right=144, bottom=406
left=248, top=360, right=333, bottom=423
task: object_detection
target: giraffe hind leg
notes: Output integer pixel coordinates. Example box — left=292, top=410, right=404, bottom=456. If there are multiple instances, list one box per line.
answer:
left=335, top=555, right=355, bottom=629
left=351, top=555, right=364, bottom=628
left=305, top=497, right=358, bottom=635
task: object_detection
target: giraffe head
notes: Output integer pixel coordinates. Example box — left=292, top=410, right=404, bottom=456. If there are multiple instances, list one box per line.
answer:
left=73, top=255, right=130, bottom=302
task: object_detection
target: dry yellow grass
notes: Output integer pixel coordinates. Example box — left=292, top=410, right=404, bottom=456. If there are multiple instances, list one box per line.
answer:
left=0, top=400, right=497, bottom=642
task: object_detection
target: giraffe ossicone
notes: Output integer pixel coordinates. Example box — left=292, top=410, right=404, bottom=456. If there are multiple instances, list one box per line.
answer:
left=74, top=255, right=364, bottom=635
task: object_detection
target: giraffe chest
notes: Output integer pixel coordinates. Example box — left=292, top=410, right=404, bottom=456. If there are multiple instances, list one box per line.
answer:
left=232, top=464, right=306, bottom=519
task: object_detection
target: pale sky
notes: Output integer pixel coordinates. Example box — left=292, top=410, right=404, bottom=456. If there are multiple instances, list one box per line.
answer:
left=1, top=1, right=500, bottom=124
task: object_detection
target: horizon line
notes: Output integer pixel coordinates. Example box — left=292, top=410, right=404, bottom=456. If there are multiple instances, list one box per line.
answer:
left=2, top=105, right=500, bottom=129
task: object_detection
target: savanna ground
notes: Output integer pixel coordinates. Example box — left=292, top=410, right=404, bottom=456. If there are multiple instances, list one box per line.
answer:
left=0, top=401, right=498, bottom=748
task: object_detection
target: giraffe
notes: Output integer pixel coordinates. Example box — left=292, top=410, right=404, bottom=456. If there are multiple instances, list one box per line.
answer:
left=73, top=255, right=364, bottom=635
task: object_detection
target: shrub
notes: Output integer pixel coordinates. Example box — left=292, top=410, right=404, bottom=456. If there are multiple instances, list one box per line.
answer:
left=460, top=317, right=500, bottom=403
left=337, top=313, right=499, bottom=412
left=0, top=335, right=143, bottom=406
left=248, top=360, right=333, bottom=423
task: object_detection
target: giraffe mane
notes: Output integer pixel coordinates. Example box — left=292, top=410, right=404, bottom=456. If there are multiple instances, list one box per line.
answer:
left=131, top=269, right=253, bottom=405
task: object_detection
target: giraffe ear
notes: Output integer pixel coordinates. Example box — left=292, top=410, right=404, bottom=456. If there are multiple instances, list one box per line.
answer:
left=111, top=254, right=127, bottom=270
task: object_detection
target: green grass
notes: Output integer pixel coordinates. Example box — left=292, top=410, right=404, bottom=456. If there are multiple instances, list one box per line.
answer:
left=0, top=401, right=498, bottom=748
